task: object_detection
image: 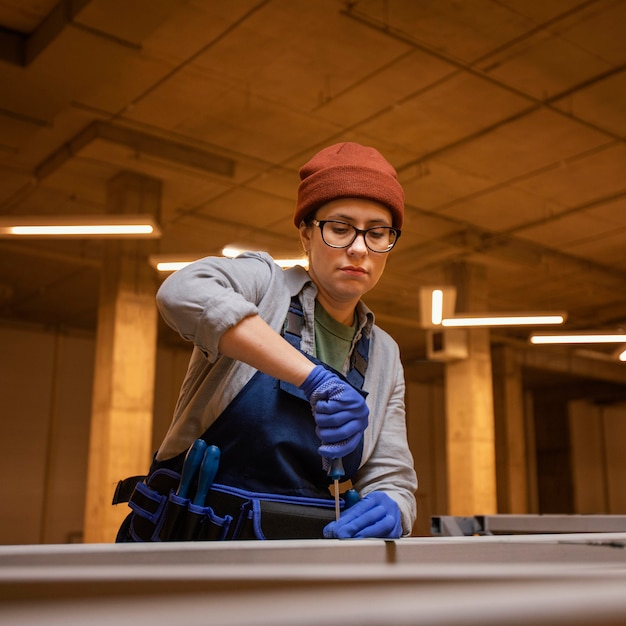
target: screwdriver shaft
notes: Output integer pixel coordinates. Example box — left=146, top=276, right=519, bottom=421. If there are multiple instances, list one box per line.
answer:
left=328, top=458, right=344, bottom=523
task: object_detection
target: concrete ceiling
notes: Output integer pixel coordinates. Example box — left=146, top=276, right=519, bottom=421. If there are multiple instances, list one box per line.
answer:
left=1, top=0, right=626, bottom=367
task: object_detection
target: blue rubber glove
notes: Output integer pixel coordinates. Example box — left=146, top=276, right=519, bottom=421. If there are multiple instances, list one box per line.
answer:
left=299, top=365, right=369, bottom=458
left=323, top=492, right=402, bottom=539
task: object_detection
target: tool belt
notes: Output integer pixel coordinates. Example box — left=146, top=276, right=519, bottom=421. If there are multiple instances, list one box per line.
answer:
left=113, top=469, right=342, bottom=542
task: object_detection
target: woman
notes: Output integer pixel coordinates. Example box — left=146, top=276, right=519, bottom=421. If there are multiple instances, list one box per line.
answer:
left=116, top=142, right=417, bottom=541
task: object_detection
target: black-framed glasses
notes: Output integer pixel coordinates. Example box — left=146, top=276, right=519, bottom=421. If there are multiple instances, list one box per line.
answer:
left=312, top=219, right=401, bottom=253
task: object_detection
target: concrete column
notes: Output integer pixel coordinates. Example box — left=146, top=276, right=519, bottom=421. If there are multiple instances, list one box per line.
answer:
left=444, top=262, right=497, bottom=515
left=83, top=171, right=161, bottom=543
left=492, top=344, right=528, bottom=513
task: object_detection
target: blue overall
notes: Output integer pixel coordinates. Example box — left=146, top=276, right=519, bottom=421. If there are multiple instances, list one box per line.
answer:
left=115, top=296, right=370, bottom=541
left=157, top=296, right=368, bottom=497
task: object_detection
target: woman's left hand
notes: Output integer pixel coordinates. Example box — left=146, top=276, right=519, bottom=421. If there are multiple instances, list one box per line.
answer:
left=323, top=491, right=402, bottom=539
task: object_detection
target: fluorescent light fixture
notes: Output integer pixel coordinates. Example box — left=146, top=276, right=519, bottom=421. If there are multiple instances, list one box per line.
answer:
left=418, top=286, right=456, bottom=328
left=431, top=289, right=444, bottom=325
left=530, top=332, right=626, bottom=345
left=221, top=246, right=247, bottom=258
left=222, top=246, right=308, bottom=269
left=155, top=261, right=193, bottom=272
left=149, top=251, right=308, bottom=273
left=0, top=215, right=161, bottom=238
left=148, top=254, right=200, bottom=272
left=418, top=286, right=566, bottom=329
left=443, top=314, right=566, bottom=328
left=275, top=258, right=309, bottom=269
left=618, top=348, right=626, bottom=362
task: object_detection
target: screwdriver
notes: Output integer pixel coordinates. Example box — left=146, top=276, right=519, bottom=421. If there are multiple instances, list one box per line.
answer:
left=327, top=457, right=344, bottom=522
left=344, top=488, right=360, bottom=509
left=177, top=439, right=207, bottom=499
left=193, top=445, right=221, bottom=507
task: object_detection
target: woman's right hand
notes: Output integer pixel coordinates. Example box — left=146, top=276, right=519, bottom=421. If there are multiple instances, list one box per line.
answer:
left=299, top=365, right=369, bottom=457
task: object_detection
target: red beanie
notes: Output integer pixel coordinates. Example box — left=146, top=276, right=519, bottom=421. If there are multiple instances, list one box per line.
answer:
left=294, top=142, right=404, bottom=229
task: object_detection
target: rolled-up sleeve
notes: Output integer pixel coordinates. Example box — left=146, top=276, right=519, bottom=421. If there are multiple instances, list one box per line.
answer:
left=156, top=252, right=278, bottom=362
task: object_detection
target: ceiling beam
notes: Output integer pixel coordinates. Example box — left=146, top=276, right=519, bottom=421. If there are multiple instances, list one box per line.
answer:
left=0, top=26, right=24, bottom=65
left=519, top=344, right=626, bottom=385
left=34, top=121, right=236, bottom=180
left=395, top=220, right=626, bottom=291
left=0, top=0, right=95, bottom=66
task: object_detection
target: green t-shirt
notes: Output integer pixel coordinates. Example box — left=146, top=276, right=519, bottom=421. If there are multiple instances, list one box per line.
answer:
left=314, top=300, right=357, bottom=373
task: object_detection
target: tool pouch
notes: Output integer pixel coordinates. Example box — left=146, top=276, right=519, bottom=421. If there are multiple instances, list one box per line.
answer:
left=115, top=470, right=346, bottom=542
left=252, top=498, right=337, bottom=539
left=117, top=469, right=233, bottom=542
left=206, top=484, right=339, bottom=540
left=156, top=491, right=191, bottom=541
left=180, top=501, right=233, bottom=541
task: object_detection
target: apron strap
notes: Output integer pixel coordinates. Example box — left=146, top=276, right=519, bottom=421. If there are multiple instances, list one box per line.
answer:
left=284, top=296, right=369, bottom=388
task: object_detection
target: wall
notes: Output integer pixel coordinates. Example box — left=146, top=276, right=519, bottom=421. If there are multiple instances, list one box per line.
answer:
left=0, top=320, right=190, bottom=545
left=570, top=400, right=626, bottom=514
left=0, top=323, right=93, bottom=544
left=0, top=318, right=441, bottom=543
left=406, top=380, right=447, bottom=536
left=6, top=318, right=624, bottom=543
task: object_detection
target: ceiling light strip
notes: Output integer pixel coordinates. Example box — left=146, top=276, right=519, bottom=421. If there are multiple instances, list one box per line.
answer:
left=10, top=225, right=155, bottom=236
left=150, top=251, right=308, bottom=273
left=431, top=289, right=444, bottom=325
left=530, top=333, right=626, bottom=344
left=0, top=215, right=161, bottom=238
left=442, top=314, right=566, bottom=328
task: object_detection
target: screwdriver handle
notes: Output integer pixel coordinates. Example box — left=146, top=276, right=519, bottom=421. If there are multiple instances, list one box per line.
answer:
left=344, top=488, right=360, bottom=509
left=193, top=445, right=221, bottom=507
left=177, top=439, right=207, bottom=499
left=327, top=457, right=345, bottom=480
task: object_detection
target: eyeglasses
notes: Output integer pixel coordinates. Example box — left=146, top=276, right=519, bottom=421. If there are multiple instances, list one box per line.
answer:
left=312, top=219, right=401, bottom=253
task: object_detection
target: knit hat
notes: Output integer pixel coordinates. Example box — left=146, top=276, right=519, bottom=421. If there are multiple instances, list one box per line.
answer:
left=294, top=142, right=404, bottom=229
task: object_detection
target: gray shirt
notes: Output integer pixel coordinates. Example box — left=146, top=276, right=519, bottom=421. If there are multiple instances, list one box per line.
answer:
left=155, top=251, right=417, bottom=533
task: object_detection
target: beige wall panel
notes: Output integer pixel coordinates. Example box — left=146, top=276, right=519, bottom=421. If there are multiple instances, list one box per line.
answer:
left=570, top=400, right=626, bottom=514
left=152, top=345, right=192, bottom=453
left=39, top=333, right=94, bottom=543
left=569, top=400, right=607, bottom=514
left=603, top=404, right=626, bottom=513
left=406, top=380, right=446, bottom=536
left=0, top=322, right=193, bottom=545
left=492, top=345, right=529, bottom=514
left=0, top=325, right=55, bottom=544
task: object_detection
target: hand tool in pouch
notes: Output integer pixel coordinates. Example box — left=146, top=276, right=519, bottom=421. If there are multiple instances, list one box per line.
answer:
left=159, top=438, right=207, bottom=541
left=181, top=445, right=221, bottom=540
left=194, top=445, right=221, bottom=506
left=178, top=439, right=208, bottom=498
left=327, top=457, right=344, bottom=522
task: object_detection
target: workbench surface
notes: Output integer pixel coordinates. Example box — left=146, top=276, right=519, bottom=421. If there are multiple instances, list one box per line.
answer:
left=2, top=534, right=626, bottom=625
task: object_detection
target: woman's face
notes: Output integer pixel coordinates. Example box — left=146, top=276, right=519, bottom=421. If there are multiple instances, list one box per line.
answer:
left=299, top=198, right=394, bottom=317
